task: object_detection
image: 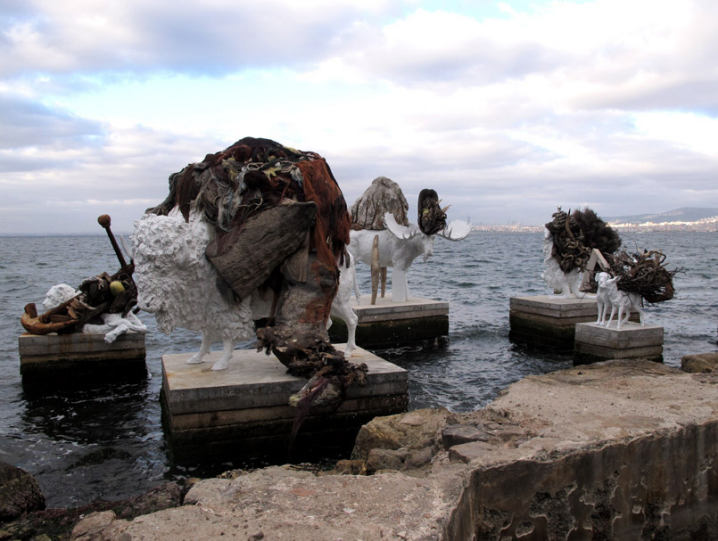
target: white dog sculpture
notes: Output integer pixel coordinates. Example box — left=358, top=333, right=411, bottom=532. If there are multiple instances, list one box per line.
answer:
left=594, top=272, right=613, bottom=325
left=349, top=213, right=471, bottom=303
left=595, top=272, right=644, bottom=329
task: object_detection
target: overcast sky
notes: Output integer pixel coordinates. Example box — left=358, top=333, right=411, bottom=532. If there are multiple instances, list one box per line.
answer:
left=1, top=0, right=717, bottom=234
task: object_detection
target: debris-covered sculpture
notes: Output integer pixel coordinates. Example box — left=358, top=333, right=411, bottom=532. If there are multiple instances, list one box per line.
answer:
left=348, top=177, right=472, bottom=303
left=132, top=137, right=366, bottom=396
left=542, top=207, right=621, bottom=298
left=20, top=215, right=146, bottom=343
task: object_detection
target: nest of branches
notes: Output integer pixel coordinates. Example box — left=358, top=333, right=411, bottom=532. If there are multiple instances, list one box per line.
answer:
left=605, top=250, right=677, bottom=303
left=546, top=207, right=621, bottom=273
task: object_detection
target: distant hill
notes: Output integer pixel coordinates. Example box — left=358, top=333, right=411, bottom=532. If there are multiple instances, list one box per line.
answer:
left=605, top=207, right=718, bottom=225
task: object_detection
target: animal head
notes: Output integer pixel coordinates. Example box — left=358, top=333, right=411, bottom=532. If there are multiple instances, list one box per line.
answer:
left=43, top=284, right=78, bottom=311
left=595, top=272, right=612, bottom=287
left=131, top=212, right=208, bottom=319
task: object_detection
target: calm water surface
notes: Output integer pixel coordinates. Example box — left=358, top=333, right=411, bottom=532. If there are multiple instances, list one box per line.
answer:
left=0, top=231, right=715, bottom=507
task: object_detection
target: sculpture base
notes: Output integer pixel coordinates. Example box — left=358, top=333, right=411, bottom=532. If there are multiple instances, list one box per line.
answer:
left=161, top=344, right=408, bottom=463
left=329, top=294, right=449, bottom=348
left=574, top=322, right=664, bottom=365
left=509, top=295, right=601, bottom=351
left=509, top=295, right=641, bottom=351
left=18, top=332, right=146, bottom=385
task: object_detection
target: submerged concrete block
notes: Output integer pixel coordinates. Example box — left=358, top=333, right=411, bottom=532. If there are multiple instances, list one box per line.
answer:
left=329, top=294, right=449, bottom=347
left=18, top=332, right=146, bottom=384
left=162, top=344, right=408, bottom=461
left=574, top=321, right=664, bottom=365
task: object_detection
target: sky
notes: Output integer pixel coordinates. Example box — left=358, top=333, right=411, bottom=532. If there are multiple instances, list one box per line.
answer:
left=1, top=0, right=717, bottom=234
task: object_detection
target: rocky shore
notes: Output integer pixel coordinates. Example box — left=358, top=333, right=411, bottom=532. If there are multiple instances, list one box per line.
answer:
left=3, top=354, right=718, bottom=540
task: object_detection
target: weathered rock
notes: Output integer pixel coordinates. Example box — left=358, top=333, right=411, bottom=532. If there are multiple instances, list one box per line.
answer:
left=0, top=461, right=45, bottom=522
left=46, top=360, right=718, bottom=540
left=333, top=459, right=365, bottom=475
left=682, top=352, right=718, bottom=373
left=1, top=482, right=181, bottom=541
left=352, top=408, right=450, bottom=464
left=70, top=510, right=116, bottom=541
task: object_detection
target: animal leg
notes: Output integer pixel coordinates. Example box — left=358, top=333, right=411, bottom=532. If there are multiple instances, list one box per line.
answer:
left=605, top=305, right=617, bottom=327
left=595, top=301, right=603, bottom=325
left=617, top=305, right=628, bottom=329
left=187, top=330, right=211, bottom=364
left=332, top=301, right=358, bottom=357
left=392, top=269, right=409, bottom=303
left=370, top=235, right=379, bottom=305
left=211, top=337, right=234, bottom=371
left=380, top=267, right=387, bottom=298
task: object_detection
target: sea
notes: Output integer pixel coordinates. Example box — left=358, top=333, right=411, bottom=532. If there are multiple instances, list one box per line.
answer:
left=0, top=231, right=715, bottom=508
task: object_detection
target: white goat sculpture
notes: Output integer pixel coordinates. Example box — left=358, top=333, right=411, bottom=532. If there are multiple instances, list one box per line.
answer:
left=595, top=272, right=644, bottom=329
left=348, top=213, right=472, bottom=303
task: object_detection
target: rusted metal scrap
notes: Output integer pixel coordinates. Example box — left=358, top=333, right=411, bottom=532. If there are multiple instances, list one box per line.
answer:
left=21, top=215, right=138, bottom=335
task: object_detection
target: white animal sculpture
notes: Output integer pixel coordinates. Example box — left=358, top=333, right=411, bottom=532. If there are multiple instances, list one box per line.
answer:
left=327, top=252, right=361, bottom=357
left=598, top=274, right=645, bottom=329
left=42, top=284, right=147, bottom=343
left=132, top=208, right=361, bottom=369
left=348, top=213, right=472, bottom=303
left=132, top=209, right=255, bottom=371
left=542, top=228, right=582, bottom=298
left=594, top=271, right=613, bottom=325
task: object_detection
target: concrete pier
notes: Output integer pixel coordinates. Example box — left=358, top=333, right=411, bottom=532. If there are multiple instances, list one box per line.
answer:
left=509, top=295, right=600, bottom=350
left=329, top=294, right=449, bottom=347
left=161, top=344, right=408, bottom=462
left=18, top=332, right=146, bottom=385
left=574, top=321, right=664, bottom=365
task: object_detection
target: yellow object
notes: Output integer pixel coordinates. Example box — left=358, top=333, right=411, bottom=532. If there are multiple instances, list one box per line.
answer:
left=110, top=281, right=125, bottom=296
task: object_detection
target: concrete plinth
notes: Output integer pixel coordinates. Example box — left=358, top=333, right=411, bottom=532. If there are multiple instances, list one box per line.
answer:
left=574, top=321, right=664, bottom=365
left=161, top=344, right=408, bottom=462
left=18, top=332, right=146, bottom=385
left=509, top=295, right=600, bottom=351
left=329, top=294, right=449, bottom=348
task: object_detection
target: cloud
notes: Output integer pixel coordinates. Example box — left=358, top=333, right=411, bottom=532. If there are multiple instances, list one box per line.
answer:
left=0, top=0, right=405, bottom=79
left=1, top=0, right=718, bottom=233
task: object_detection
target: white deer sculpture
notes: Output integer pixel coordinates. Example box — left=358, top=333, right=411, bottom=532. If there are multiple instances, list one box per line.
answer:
left=596, top=272, right=645, bottom=329
left=349, top=213, right=472, bottom=303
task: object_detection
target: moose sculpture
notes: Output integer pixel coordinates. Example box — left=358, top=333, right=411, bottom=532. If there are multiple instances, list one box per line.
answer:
left=348, top=178, right=471, bottom=303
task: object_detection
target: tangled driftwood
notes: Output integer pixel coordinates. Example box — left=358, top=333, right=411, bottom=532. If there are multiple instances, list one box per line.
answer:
left=605, top=250, right=677, bottom=304
left=545, top=207, right=621, bottom=274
